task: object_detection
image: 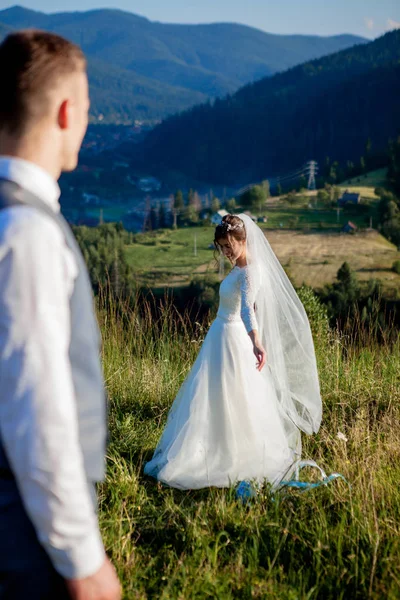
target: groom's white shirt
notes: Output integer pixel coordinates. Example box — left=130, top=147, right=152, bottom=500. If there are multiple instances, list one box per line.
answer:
left=0, top=156, right=105, bottom=578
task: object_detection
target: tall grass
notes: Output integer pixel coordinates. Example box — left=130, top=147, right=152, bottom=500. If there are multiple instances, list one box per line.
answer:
left=97, top=290, right=400, bottom=599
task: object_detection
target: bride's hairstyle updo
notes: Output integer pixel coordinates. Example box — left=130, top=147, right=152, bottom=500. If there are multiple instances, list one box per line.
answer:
left=214, top=214, right=246, bottom=260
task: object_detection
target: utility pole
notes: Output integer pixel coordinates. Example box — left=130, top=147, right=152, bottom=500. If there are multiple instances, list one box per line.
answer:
left=306, top=160, right=318, bottom=190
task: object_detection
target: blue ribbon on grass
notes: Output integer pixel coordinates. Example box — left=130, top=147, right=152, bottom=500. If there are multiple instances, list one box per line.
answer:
left=235, top=459, right=350, bottom=503
left=276, top=459, right=350, bottom=493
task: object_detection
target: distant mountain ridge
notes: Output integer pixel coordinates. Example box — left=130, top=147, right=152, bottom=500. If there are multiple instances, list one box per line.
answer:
left=0, top=5, right=367, bottom=123
left=126, top=30, right=400, bottom=185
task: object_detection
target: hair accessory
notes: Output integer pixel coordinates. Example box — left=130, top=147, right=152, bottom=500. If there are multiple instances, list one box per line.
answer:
left=220, top=220, right=243, bottom=231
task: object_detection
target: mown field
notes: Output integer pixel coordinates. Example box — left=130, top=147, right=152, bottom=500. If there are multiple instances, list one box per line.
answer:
left=265, top=229, right=400, bottom=294
left=97, top=293, right=400, bottom=599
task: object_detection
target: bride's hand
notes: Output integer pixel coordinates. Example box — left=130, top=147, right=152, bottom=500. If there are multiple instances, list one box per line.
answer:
left=253, top=340, right=267, bottom=371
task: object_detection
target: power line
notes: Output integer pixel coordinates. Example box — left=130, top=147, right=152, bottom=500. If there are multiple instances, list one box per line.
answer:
left=234, top=160, right=319, bottom=197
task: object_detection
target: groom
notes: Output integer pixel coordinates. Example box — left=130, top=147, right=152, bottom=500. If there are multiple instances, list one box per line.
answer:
left=0, top=31, right=121, bottom=599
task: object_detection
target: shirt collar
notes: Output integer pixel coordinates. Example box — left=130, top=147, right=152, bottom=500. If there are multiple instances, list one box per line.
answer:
left=0, top=156, right=61, bottom=213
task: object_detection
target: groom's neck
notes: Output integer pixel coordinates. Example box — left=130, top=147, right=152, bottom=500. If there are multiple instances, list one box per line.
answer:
left=0, top=128, right=61, bottom=181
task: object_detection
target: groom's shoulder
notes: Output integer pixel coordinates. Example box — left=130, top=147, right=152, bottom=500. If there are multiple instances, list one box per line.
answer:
left=0, top=204, right=65, bottom=251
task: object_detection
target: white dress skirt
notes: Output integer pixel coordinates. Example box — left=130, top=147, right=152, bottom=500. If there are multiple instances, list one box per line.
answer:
left=144, top=265, right=300, bottom=490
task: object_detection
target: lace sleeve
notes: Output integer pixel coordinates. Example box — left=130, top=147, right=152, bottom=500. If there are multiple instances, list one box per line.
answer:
left=240, top=267, right=258, bottom=333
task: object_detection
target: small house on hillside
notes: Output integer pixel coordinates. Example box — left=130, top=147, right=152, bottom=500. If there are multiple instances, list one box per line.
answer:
left=211, top=209, right=229, bottom=225
left=338, top=190, right=361, bottom=207
left=342, top=221, right=358, bottom=233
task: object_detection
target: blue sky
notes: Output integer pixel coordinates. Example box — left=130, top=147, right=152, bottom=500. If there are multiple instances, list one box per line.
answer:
left=0, top=0, right=399, bottom=39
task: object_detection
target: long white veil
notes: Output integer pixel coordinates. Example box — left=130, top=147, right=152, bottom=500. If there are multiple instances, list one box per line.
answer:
left=237, top=213, right=322, bottom=438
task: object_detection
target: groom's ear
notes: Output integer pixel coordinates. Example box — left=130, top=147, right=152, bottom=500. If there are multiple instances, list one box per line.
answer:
left=58, top=99, right=70, bottom=130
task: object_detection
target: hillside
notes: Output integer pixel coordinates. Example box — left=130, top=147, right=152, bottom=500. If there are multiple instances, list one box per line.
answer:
left=337, top=167, right=388, bottom=199
left=126, top=30, right=400, bottom=184
left=87, top=58, right=207, bottom=123
left=0, top=6, right=366, bottom=122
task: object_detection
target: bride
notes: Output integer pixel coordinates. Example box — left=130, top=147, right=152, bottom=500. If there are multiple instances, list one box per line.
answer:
left=144, top=213, right=322, bottom=490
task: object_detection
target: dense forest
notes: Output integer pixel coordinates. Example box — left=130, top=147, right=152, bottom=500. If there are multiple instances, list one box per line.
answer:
left=73, top=223, right=135, bottom=296
left=126, top=30, right=400, bottom=184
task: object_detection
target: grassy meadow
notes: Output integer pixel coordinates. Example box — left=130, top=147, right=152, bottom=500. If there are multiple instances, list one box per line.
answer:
left=338, top=168, right=388, bottom=197
left=125, top=226, right=400, bottom=296
left=125, top=227, right=215, bottom=286
left=97, top=293, right=400, bottom=599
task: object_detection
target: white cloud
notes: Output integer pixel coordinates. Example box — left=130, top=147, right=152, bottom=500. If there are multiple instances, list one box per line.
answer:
left=386, top=18, right=400, bottom=31
left=364, top=17, right=374, bottom=31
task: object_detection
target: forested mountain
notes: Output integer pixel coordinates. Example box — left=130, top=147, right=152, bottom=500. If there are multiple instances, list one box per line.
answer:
left=125, top=30, right=400, bottom=185
left=87, top=58, right=207, bottom=122
left=0, top=6, right=366, bottom=122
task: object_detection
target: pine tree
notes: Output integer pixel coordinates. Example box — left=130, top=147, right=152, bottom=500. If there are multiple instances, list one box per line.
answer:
left=261, top=180, right=270, bottom=199
left=365, top=137, right=372, bottom=168
left=187, top=188, right=194, bottom=206
left=285, top=190, right=298, bottom=206
left=226, top=197, right=236, bottom=212
left=159, top=202, right=167, bottom=228
left=211, top=197, right=221, bottom=213
left=191, top=191, right=202, bottom=212
left=174, top=190, right=184, bottom=211
left=336, top=262, right=359, bottom=304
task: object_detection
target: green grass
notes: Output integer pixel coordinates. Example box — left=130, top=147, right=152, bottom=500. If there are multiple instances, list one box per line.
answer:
left=97, top=293, right=400, bottom=599
left=339, top=168, right=388, bottom=191
left=261, top=206, right=370, bottom=230
left=125, top=228, right=217, bottom=284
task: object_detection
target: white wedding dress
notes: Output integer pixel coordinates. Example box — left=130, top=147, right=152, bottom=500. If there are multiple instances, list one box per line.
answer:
left=144, top=264, right=300, bottom=490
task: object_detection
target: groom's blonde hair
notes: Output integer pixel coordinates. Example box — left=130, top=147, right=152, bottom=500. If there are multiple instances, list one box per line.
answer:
left=0, top=29, right=86, bottom=135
